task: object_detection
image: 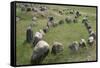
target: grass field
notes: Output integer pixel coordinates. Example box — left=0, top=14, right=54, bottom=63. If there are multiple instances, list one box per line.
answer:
left=16, top=3, right=97, bottom=65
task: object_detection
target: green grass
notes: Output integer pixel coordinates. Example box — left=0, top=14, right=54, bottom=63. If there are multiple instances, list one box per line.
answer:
left=16, top=4, right=97, bottom=65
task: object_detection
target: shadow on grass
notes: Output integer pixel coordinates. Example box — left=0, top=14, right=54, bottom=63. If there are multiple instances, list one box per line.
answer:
left=22, top=40, right=33, bottom=47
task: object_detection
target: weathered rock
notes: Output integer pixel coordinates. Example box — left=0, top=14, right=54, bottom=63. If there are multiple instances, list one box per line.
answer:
left=31, top=40, right=49, bottom=64
left=65, top=17, right=72, bottom=23
left=47, top=16, right=55, bottom=28
left=79, top=39, right=87, bottom=48
left=47, top=21, right=53, bottom=28
left=76, top=11, right=81, bottom=17
left=89, top=31, right=96, bottom=40
left=88, top=27, right=92, bottom=34
left=52, top=22, right=58, bottom=27
left=48, top=16, right=54, bottom=21
left=43, top=27, right=49, bottom=33
left=33, top=32, right=43, bottom=46
left=39, top=6, right=47, bottom=11
left=69, top=41, right=79, bottom=52
left=86, top=24, right=92, bottom=30
left=26, top=26, right=33, bottom=43
left=32, top=16, right=37, bottom=21
left=82, top=16, right=88, bottom=23
left=88, top=36, right=94, bottom=46
left=51, top=42, right=64, bottom=55
left=59, top=20, right=64, bottom=24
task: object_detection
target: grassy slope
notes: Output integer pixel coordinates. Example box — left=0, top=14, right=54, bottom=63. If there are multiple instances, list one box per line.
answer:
left=16, top=4, right=96, bottom=65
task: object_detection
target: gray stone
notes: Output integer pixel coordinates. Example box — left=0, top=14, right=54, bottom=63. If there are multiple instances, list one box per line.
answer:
left=79, top=39, right=87, bottom=48
left=65, top=17, right=72, bottom=23
left=88, top=36, right=94, bottom=46
left=51, top=42, right=64, bottom=55
left=59, top=20, right=64, bottom=24
left=69, top=41, right=79, bottom=52
left=31, top=40, right=50, bottom=64
left=33, top=32, right=43, bottom=46
left=26, top=26, right=33, bottom=43
left=43, top=27, right=49, bottom=33
left=82, top=16, right=88, bottom=23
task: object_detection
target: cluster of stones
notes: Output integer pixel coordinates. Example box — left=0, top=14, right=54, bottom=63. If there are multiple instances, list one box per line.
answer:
left=26, top=15, right=67, bottom=64
left=69, top=16, right=96, bottom=52
left=26, top=12, right=84, bottom=64
left=16, top=4, right=96, bottom=64
left=82, top=16, right=96, bottom=46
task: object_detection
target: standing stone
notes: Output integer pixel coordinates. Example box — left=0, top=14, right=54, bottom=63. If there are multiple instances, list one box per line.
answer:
left=76, top=11, right=80, bottom=17
left=33, top=32, right=43, bottom=46
left=32, top=16, right=37, bottom=21
left=47, top=16, right=54, bottom=28
left=51, top=42, right=64, bottom=55
left=88, top=36, right=94, bottom=46
left=43, top=26, right=49, bottom=33
left=79, top=39, right=87, bottom=48
left=31, top=40, right=49, bottom=64
left=59, top=20, right=64, bottom=24
left=69, top=41, right=79, bottom=52
left=26, top=26, right=33, bottom=43
left=65, top=17, right=72, bottom=23
left=82, top=16, right=88, bottom=23
left=89, top=31, right=96, bottom=40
